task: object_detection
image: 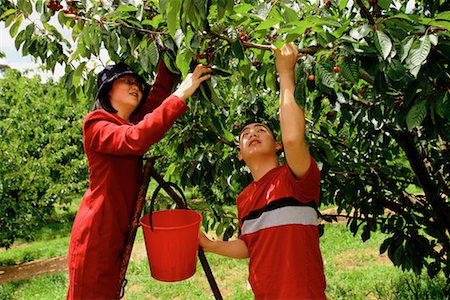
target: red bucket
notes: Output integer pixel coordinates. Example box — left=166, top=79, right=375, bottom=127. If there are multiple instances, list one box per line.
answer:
left=140, top=209, right=202, bottom=282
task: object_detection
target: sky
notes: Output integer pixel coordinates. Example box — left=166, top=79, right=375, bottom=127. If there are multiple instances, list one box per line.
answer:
left=0, top=22, right=66, bottom=82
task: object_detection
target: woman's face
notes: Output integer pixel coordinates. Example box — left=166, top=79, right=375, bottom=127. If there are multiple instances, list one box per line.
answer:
left=108, top=75, right=144, bottom=115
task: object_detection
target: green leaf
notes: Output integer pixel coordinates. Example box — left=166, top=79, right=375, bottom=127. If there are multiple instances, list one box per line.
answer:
left=279, top=20, right=310, bottom=35
left=435, top=93, right=449, bottom=120
left=148, top=40, right=159, bottom=66
left=377, top=0, right=392, bottom=10
left=9, top=17, right=22, bottom=38
left=162, top=52, right=179, bottom=74
left=255, top=18, right=281, bottom=31
left=386, top=59, right=406, bottom=81
left=361, top=227, right=371, bottom=242
left=399, top=36, right=414, bottom=63
left=282, top=6, right=298, bottom=23
left=316, top=63, right=336, bottom=89
left=233, top=3, right=254, bottom=15
left=210, top=66, right=232, bottom=77
left=406, top=35, right=431, bottom=78
left=265, top=65, right=277, bottom=92
left=436, top=11, right=450, bottom=20
left=139, top=46, right=150, bottom=73
left=230, top=41, right=245, bottom=60
left=17, top=0, right=32, bottom=17
left=73, top=62, right=86, bottom=88
left=217, top=0, right=226, bottom=20
left=0, top=9, right=16, bottom=20
left=406, top=101, right=427, bottom=131
left=339, top=0, right=349, bottom=11
left=167, top=0, right=182, bottom=39
left=164, top=163, right=177, bottom=181
left=14, top=29, right=26, bottom=50
left=339, top=59, right=359, bottom=84
left=375, top=30, right=392, bottom=60
left=205, top=80, right=223, bottom=106
left=174, top=29, right=184, bottom=48
left=116, top=5, right=138, bottom=13
left=349, top=24, right=370, bottom=40
left=175, top=47, right=193, bottom=78
left=294, top=78, right=306, bottom=108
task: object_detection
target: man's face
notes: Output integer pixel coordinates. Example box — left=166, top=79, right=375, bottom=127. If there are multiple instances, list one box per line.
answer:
left=238, top=123, right=280, bottom=161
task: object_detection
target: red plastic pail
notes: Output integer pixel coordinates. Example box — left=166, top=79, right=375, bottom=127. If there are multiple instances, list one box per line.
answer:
left=140, top=209, right=202, bottom=282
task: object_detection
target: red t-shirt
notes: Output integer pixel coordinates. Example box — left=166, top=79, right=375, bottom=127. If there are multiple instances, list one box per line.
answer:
left=237, top=158, right=326, bottom=299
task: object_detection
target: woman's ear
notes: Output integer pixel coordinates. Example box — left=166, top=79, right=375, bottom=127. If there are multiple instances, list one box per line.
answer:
left=275, top=141, right=283, bottom=152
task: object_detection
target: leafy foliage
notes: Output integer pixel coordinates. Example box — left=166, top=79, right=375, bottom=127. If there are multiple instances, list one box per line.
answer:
left=0, top=69, right=89, bottom=248
left=0, top=0, right=449, bottom=280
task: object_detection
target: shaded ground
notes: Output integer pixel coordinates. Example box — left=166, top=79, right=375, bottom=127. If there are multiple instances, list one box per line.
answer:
left=0, top=256, right=67, bottom=284
left=0, top=241, right=148, bottom=285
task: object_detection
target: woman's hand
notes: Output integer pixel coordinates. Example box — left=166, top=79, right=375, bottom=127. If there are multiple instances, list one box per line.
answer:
left=173, top=64, right=211, bottom=102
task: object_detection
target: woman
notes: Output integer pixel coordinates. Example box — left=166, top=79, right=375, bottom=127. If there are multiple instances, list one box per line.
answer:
left=67, top=61, right=210, bottom=299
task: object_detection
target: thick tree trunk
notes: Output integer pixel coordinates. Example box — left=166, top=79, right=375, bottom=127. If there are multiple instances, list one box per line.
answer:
left=389, top=129, right=450, bottom=272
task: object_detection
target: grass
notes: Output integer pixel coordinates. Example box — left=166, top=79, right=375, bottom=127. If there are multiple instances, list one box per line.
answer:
left=1, top=220, right=448, bottom=299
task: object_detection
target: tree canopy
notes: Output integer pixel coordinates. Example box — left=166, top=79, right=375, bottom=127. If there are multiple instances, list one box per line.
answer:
left=0, top=0, right=449, bottom=281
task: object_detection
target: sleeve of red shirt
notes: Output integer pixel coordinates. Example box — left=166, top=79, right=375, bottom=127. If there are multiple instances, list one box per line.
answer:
left=130, top=60, right=179, bottom=123
left=84, top=95, right=187, bottom=156
left=286, top=157, right=321, bottom=205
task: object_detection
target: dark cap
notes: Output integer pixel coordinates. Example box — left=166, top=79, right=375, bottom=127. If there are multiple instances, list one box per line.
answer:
left=96, top=62, right=144, bottom=99
left=94, top=62, right=149, bottom=115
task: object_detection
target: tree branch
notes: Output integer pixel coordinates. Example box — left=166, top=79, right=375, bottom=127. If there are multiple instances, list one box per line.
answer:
left=355, top=0, right=375, bottom=26
left=209, top=31, right=321, bottom=54
left=387, top=127, right=450, bottom=231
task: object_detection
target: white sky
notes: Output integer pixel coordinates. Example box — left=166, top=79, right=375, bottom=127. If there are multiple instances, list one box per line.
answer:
left=0, top=22, right=65, bottom=81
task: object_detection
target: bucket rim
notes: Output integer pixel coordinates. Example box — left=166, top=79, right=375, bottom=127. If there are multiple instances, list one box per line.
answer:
left=140, top=209, right=202, bottom=231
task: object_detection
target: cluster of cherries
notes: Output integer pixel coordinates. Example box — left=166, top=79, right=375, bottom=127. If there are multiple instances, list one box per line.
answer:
left=46, top=0, right=62, bottom=11
left=195, top=40, right=216, bottom=62
left=47, top=0, right=78, bottom=15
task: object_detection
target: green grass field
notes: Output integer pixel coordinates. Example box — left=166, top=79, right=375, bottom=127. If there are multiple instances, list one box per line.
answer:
left=1, top=217, right=447, bottom=299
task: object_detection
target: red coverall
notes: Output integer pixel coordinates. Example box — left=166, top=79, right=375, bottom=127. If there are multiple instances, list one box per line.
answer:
left=67, top=63, right=184, bottom=299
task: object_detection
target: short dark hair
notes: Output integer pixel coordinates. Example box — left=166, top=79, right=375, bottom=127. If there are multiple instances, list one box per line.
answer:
left=237, top=119, right=280, bottom=140
left=239, top=121, right=274, bottom=138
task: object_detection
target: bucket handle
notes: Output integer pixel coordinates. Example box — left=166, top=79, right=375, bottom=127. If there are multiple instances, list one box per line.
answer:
left=147, top=182, right=189, bottom=231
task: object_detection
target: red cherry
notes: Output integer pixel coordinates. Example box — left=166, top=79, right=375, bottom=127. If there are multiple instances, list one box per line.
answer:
left=325, top=0, right=331, bottom=7
left=308, top=74, right=315, bottom=81
left=368, top=0, right=378, bottom=6
left=252, top=61, right=262, bottom=69
left=359, top=88, right=365, bottom=95
left=332, top=66, right=340, bottom=73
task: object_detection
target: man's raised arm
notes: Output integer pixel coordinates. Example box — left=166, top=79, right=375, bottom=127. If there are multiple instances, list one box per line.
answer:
left=274, top=44, right=311, bottom=178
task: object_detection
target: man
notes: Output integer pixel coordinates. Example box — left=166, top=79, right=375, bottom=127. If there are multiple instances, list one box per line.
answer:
left=199, top=44, right=326, bottom=299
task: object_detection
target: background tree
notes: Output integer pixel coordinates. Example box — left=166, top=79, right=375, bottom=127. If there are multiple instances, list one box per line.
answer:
left=0, top=68, right=89, bottom=248
left=0, top=0, right=448, bottom=281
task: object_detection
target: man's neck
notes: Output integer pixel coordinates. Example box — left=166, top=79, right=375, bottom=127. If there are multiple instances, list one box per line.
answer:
left=247, top=156, right=280, bottom=182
